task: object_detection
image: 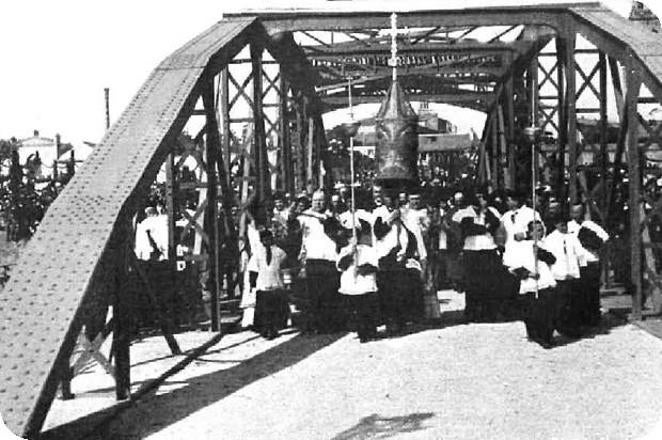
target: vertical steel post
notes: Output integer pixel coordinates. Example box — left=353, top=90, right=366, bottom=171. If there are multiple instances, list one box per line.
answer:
left=478, top=115, right=489, bottom=186
left=626, top=52, right=643, bottom=320
left=104, top=87, right=110, bottom=130
left=202, top=80, right=222, bottom=332
left=505, top=76, right=516, bottom=190
left=279, top=75, right=294, bottom=194
left=556, top=37, right=568, bottom=201
left=251, top=41, right=271, bottom=221
left=565, top=30, right=578, bottom=205
left=220, top=68, right=232, bottom=181
left=314, top=114, right=327, bottom=189
left=598, top=51, right=610, bottom=287
left=491, top=109, right=499, bottom=187
left=307, top=115, right=314, bottom=189
left=598, top=52, right=608, bottom=218
left=294, top=94, right=305, bottom=192
left=528, top=58, right=540, bottom=189
left=114, top=220, right=131, bottom=400
left=165, top=154, right=177, bottom=265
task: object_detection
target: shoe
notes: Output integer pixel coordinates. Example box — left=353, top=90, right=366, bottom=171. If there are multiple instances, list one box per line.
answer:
left=539, top=339, right=554, bottom=349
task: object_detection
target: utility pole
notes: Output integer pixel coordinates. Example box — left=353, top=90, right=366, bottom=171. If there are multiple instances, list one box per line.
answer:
left=104, top=87, right=110, bottom=130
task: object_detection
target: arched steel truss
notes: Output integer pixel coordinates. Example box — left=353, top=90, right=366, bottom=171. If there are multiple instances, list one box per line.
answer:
left=2, top=3, right=662, bottom=437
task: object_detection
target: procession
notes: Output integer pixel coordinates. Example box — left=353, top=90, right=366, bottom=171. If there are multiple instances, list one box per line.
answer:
left=3, top=1, right=662, bottom=439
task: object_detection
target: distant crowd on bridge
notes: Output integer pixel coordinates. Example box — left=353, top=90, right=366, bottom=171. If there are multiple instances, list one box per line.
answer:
left=131, top=177, right=614, bottom=348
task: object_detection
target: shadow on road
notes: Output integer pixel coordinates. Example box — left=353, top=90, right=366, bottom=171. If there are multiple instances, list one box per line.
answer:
left=40, top=331, right=345, bottom=440
left=331, top=412, right=434, bottom=440
left=551, top=310, right=628, bottom=348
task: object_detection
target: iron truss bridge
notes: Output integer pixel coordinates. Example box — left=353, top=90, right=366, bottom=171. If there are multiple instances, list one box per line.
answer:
left=1, top=2, right=662, bottom=437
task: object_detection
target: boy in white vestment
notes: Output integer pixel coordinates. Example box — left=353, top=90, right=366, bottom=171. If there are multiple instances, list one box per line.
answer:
left=337, top=218, right=380, bottom=342
left=507, top=220, right=557, bottom=348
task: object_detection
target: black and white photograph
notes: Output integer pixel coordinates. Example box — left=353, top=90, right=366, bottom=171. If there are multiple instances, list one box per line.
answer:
left=2, top=0, right=662, bottom=438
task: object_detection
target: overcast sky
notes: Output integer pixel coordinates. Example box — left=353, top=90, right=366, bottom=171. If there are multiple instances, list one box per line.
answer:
left=0, top=0, right=648, bottom=145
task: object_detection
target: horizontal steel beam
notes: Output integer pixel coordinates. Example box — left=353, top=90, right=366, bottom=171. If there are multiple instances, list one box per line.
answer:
left=305, top=40, right=528, bottom=57
left=321, top=91, right=491, bottom=108
left=227, top=7, right=568, bottom=33
left=316, top=69, right=501, bottom=92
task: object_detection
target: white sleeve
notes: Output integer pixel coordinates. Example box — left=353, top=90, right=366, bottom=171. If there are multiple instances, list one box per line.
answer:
left=451, top=208, right=468, bottom=223
left=247, top=253, right=259, bottom=272
left=587, top=221, right=609, bottom=242
left=274, top=247, right=287, bottom=266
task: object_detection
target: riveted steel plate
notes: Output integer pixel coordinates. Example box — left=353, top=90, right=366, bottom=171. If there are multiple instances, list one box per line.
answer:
left=571, top=5, right=662, bottom=85
left=0, top=16, right=256, bottom=437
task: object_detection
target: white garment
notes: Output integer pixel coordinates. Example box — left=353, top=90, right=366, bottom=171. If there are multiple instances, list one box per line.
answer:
left=501, top=206, right=542, bottom=268
left=567, top=219, right=609, bottom=265
left=251, top=245, right=287, bottom=291
left=543, top=230, right=582, bottom=280
left=298, top=209, right=338, bottom=261
left=500, top=209, right=519, bottom=244
left=372, top=206, right=409, bottom=259
left=508, top=240, right=557, bottom=294
left=438, top=208, right=448, bottom=250
left=451, top=206, right=498, bottom=251
left=240, top=252, right=257, bottom=328
left=246, top=221, right=263, bottom=255
left=134, top=214, right=168, bottom=261
left=338, top=209, right=374, bottom=231
left=337, top=244, right=379, bottom=295
left=402, top=207, right=429, bottom=260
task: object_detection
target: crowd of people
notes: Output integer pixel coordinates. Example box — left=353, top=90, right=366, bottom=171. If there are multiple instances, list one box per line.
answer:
left=235, top=182, right=610, bottom=348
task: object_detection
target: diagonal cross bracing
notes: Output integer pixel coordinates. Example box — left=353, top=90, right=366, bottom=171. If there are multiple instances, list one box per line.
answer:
left=0, top=17, right=258, bottom=438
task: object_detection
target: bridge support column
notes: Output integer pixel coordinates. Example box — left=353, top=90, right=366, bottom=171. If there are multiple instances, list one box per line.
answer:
left=202, top=80, right=222, bottom=332
left=279, top=76, right=294, bottom=195
left=504, top=76, right=516, bottom=190
left=114, top=220, right=132, bottom=400
left=220, top=68, right=232, bottom=184
left=555, top=36, right=568, bottom=202
left=626, top=54, right=643, bottom=320
left=565, top=31, right=578, bottom=205
left=251, top=41, right=272, bottom=224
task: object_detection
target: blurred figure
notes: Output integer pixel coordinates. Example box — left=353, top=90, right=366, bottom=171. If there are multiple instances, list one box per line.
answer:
left=290, top=190, right=344, bottom=333
left=544, top=212, right=583, bottom=338
left=568, top=203, right=609, bottom=327
left=373, top=191, right=410, bottom=334
left=249, top=229, right=289, bottom=339
left=507, top=220, right=558, bottom=348
left=337, top=218, right=379, bottom=342
left=452, top=190, right=501, bottom=321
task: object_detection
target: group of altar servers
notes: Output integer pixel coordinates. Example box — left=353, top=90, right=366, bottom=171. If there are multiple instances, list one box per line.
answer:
left=239, top=185, right=609, bottom=347
left=240, top=187, right=432, bottom=342
left=447, top=189, right=609, bottom=347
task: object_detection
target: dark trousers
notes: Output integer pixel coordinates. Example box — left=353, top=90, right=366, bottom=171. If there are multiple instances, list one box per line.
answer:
left=404, top=269, right=425, bottom=323
left=432, top=250, right=449, bottom=290
left=520, top=288, right=558, bottom=345
left=305, top=259, right=343, bottom=332
left=344, top=293, right=378, bottom=340
left=378, top=269, right=408, bottom=329
left=556, top=279, right=582, bottom=337
left=463, top=250, right=503, bottom=321
left=579, top=262, right=601, bottom=326
left=255, top=289, right=289, bottom=335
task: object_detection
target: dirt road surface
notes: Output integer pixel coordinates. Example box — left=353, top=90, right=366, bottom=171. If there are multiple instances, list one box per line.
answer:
left=41, top=290, right=662, bottom=440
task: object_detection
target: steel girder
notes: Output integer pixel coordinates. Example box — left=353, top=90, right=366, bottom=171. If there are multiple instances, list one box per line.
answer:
left=4, top=4, right=662, bottom=438
left=0, top=16, right=328, bottom=437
